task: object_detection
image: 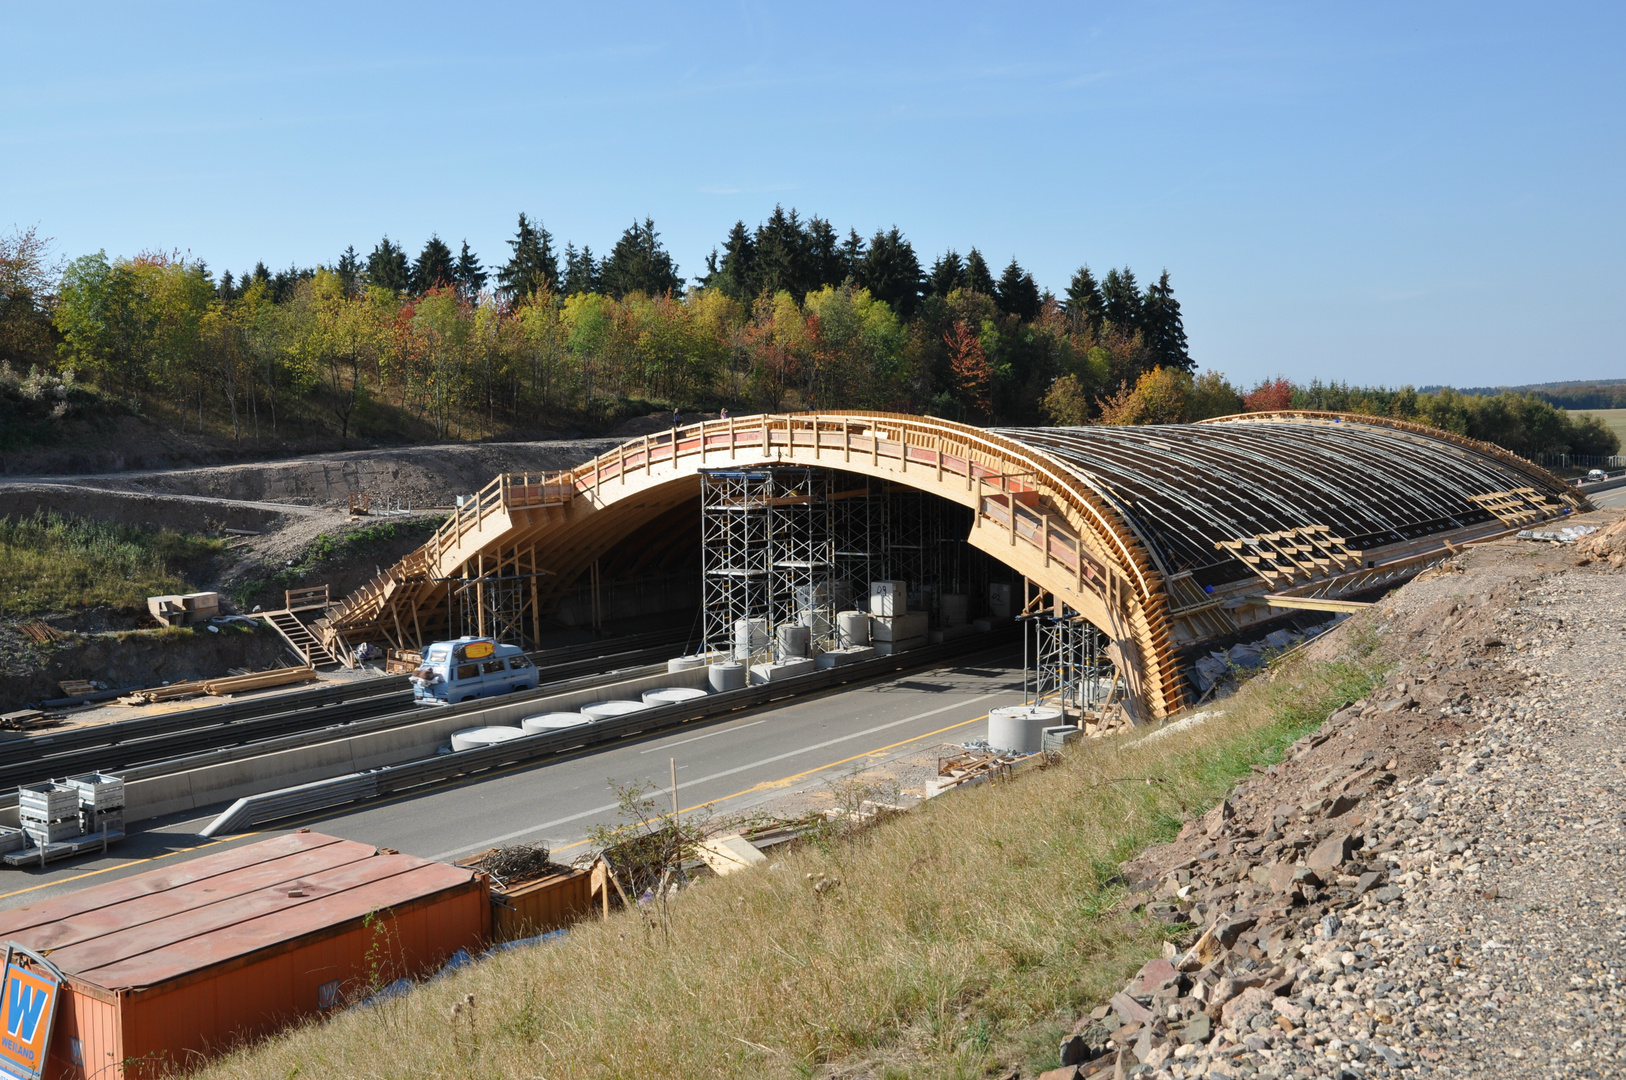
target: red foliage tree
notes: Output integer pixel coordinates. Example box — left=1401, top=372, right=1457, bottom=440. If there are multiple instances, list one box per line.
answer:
left=944, top=319, right=992, bottom=418
left=1243, top=376, right=1293, bottom=413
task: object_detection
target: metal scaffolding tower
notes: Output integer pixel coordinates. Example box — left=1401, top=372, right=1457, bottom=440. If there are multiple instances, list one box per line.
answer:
left=702, top=466, right=1007, bottom=660
left=829, top=473, right=882, bottom=613
left=700, top=470, right=773, bottom=658
left=1025, top=607, right=1115, bottom=715
left=700, top=467, right=836, bottom=660
left=767, top=467, right=835, bottom=652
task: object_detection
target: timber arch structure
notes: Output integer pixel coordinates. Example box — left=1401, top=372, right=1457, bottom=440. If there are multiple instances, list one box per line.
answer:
left=325, top=412, right=1587, bottom=719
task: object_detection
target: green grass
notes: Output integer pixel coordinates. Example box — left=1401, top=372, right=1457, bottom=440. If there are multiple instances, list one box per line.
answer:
left=0, top=512, right=225, bottom=618
left=193, top=630, right=1385, bottom=1080
left=228, top=518, right=443, bottom=609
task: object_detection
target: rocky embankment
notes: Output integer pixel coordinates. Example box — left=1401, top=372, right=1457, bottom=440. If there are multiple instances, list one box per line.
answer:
left=1040, top=512, right=1626, bottom=1079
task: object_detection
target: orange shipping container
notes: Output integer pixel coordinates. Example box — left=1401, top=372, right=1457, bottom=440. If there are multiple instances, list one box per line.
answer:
left=0, top=831, right=490, bottom=1080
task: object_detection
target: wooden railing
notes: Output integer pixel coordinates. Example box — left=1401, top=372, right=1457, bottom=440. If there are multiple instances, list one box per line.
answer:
left=329, top=412, right=1162, bottom=639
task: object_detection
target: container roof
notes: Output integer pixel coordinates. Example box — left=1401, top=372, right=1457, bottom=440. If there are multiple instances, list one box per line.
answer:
left=0, top=832, right=477, bottom=991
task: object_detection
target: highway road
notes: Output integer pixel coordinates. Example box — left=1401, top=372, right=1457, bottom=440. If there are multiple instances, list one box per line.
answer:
left=0, top=647, right=1024, bottom=911
left=1588, top=484, right=1626, bottom=509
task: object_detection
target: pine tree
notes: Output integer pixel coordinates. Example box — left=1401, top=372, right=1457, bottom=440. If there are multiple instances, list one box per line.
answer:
left=806, top=216, right=846, bottom=290
left=705, top=221, right=758, bottom=301
left=336, top=246, right=363, bottom=296
left=412, top=235, right=456, bottom=294
left=995, top=257, right=1041, bottom=321
left=1140, top=270, right=1192, bottom=372
left=497, top=213, right=559, bottom=301
left=562, top=243, right=601, bottom=295
left=755, top=205, right=812, bottom=299
left=926, top=251, right=965, bottom=297
left=1062, top=265, right=1104, bottom=331
left=454, top=241, right=487, bottom=296
left=270, top=264, right=311, bottom=303
left=1101, top=267, right=1142, bottom=331
left=366, top=238, right=410, bottom=293
left=855, top=227, right=922, bottom=318
left=839, top=229, right=867, bottom=275
left=599, top=218, right=682, bottom=299
left=217, top=270, right=236, bottom=301
left=963, top=249, right=996, bottom=296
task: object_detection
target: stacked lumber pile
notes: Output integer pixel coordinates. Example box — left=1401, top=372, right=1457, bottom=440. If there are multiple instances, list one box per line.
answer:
left=202, top=666, right=318, bottom=695
left=117, top=666, right=317, bottom=705
left=118, top=682, right=206, bottom=705
left=20, top=621, right=66, bottom=644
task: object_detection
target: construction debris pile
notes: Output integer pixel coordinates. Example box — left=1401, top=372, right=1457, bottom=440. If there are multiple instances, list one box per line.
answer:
left=1514, top=523, right=1598, bottom=544
left=1189, top=619, right=1345, bottom=694
left=464, top=843, right=558, bottom=889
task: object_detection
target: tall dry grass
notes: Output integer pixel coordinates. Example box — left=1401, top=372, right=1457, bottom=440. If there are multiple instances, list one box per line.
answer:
left=192, top=637, right=1383, bottom=1080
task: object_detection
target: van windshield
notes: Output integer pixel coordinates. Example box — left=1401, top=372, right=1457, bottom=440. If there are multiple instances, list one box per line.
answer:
left=426, top=648, right=449, bottom=662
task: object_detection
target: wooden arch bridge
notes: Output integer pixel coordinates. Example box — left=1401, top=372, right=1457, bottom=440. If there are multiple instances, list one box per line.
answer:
left=320, top=411, right=1587, bottom=719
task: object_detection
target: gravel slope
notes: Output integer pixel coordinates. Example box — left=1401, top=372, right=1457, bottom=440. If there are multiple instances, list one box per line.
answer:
left=1041, top=511, right=1626, bottom=1080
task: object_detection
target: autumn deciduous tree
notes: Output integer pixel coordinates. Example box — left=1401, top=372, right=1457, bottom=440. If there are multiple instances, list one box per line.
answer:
left=1188, top=369, right=1245, bottom=420
left=944, top=319, right=992, bottom=419
left=1041, top=373, right=1093, bottom=426
left=1243, top=376, right=1293, bottom=412
left=0, top=225, right=60, bottom=368
left=1096, top=366, right=1190, bottom=425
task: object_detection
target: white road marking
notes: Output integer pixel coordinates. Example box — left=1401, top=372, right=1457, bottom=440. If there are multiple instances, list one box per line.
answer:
left=427, top=688, right=1010, bottom=861
left=640, top=717, right=770, bottom=752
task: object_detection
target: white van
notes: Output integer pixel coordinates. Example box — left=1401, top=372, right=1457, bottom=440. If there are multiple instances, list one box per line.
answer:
left=410, top=637, right=537, bottom=704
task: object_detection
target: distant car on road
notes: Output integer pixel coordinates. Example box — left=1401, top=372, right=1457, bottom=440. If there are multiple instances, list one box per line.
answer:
left=1585, top=468, right=1608, bottom=483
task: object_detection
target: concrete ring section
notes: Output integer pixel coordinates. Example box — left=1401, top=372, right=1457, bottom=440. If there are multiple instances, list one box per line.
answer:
left=327, top=412, right=1586, bottom=720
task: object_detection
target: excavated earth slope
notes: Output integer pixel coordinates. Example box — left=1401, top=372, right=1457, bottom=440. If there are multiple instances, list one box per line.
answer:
left=1041, top=510, right=1626, bottom=1080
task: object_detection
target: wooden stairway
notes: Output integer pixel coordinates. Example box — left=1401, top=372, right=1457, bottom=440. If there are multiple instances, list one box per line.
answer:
left=261, top=610, right=342, bottom=669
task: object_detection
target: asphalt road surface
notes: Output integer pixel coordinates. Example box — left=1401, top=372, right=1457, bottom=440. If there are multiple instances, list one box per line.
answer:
left=0, top=648, right=1023, bottom=911
left=1588, top=484, right=1626, bottom=509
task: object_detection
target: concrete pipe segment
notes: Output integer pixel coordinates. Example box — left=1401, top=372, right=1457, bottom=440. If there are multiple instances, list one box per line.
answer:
left=988, top=705, right=1063, bottom=755
left=580, top=699, right=651, bottom=720
left=641, top=687, right=710, bottom=706
left=520, top=712, right=595, bottom=732
left=708, top=662, right=748, bottom=692
left=450, top=727, right=531, bottom=752
left=837, top=610, right=870, bottom=647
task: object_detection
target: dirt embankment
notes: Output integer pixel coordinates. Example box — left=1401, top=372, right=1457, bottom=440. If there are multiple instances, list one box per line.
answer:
left=0, top=432, right=633, bottom=618
left=1, top=437, right=624, bottom=512
left=0, top=623, right=288, bottom=713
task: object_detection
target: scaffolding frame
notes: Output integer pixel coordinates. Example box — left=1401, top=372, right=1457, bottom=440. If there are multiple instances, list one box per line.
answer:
left=700, top=470, right=773, bottom=660
left=701, top=465, right=1006, bottom=661
left=439, top=545, right=547, bottom=648
left=767, top=467, right=836, bottom=654
left=1024, top=604, right=1115, bottom=715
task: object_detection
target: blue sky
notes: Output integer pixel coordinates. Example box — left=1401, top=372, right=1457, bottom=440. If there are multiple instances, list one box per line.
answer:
left=2, top=2, right=1620, bottom=388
